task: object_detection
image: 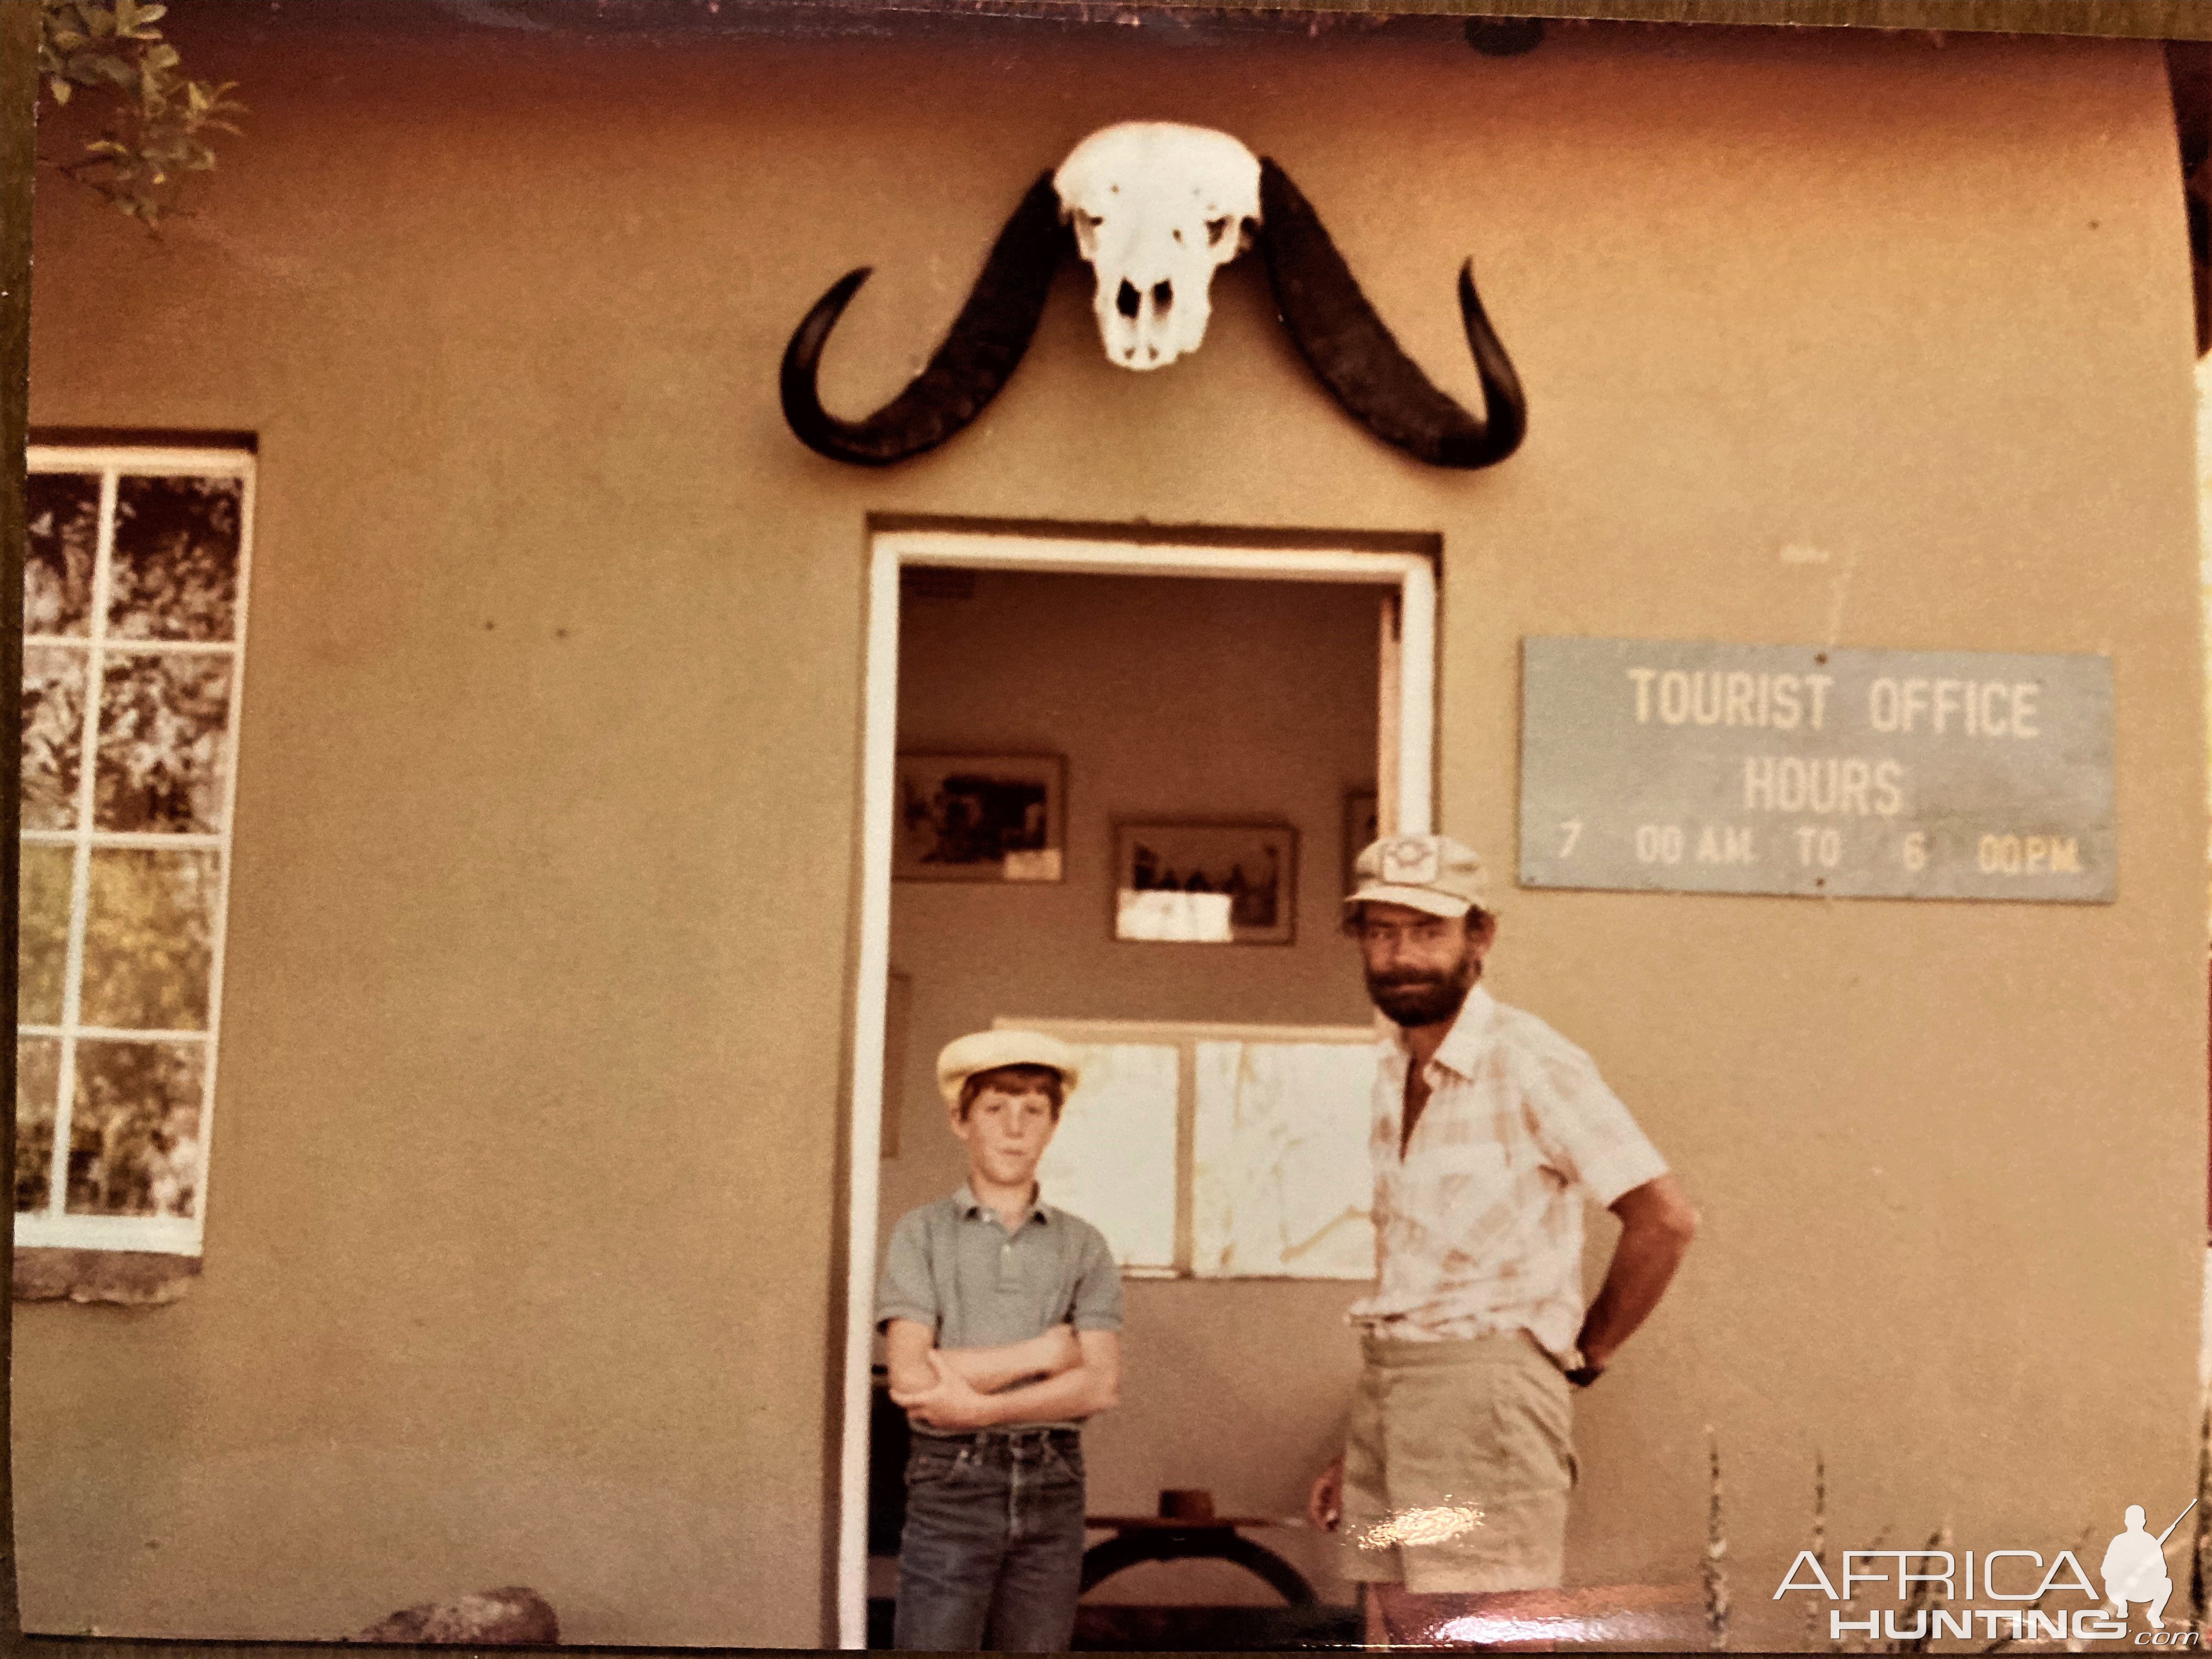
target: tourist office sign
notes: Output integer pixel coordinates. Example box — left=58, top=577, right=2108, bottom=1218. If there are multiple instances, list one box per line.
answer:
left=1517, top=637, right=2115, bottom=901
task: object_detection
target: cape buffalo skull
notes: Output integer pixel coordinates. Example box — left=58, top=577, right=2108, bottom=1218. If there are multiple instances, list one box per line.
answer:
left=1054, top=122, right=1261, bottom=371
left=778, top=120, right=1526, bottom=469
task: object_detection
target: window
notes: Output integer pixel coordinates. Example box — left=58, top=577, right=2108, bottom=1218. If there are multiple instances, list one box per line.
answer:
left=1002, top=1017, right=1380, bottom=1279
left=16, top=443, right=255, bottom=1257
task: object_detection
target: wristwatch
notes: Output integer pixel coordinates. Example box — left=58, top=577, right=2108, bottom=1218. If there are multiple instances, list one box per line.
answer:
left=1562, top=1347, right=1603, bottom=1389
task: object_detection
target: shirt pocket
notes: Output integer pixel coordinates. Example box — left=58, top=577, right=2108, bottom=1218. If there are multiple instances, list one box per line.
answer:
left=1426, top=1141, right=1511, bottom=1188
left=1420, top=1142, right=1517, bottom=1254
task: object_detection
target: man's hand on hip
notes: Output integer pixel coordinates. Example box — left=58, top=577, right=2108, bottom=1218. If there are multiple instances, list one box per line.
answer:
left=1572, top=1172, right=1699, bottom=1376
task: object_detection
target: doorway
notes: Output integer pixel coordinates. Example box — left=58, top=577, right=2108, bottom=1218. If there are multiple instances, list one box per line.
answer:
left=837, top=527, right=1437, bottom=1647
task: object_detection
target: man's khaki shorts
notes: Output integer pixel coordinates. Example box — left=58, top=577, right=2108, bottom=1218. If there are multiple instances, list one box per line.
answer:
left=1339, top=1329, right=1576, bottom=1594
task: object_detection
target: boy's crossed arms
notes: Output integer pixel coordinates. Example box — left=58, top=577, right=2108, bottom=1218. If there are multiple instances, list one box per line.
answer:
left=885, top=1318, right=1121, bottom=1431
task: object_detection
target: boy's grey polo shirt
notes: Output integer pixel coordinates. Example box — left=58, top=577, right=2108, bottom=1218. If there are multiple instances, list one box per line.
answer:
left=878, top=1184, right=1124, bottom=1362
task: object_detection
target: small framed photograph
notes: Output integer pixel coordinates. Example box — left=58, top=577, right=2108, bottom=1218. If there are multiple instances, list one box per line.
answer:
left=1113, top=822, right=1297, bottom=945
left=894, top=753, right=1065, bottom=882
left=1342, top=787, right=1379, bottom=897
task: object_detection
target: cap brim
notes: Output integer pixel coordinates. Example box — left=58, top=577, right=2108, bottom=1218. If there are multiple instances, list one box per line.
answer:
left=936, top=1065, right=1080, bottom=1108
left=936, top=1031, right=1082, bottom=1106
left=1342, top=883, right=1477, bottom=918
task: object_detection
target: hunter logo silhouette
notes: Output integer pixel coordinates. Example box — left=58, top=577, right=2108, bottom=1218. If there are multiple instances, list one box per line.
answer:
left=2101, top=1502, right=2196, bottom=1629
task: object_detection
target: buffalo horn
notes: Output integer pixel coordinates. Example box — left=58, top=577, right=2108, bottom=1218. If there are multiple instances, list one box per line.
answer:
left=1256, top=159, right=1526, bottom=470
left=780, top=172, right=1068, bottom=466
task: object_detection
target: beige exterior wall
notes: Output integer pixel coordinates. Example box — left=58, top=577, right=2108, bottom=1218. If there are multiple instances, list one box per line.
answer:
left=17, top=10, right=2202, bottom=1647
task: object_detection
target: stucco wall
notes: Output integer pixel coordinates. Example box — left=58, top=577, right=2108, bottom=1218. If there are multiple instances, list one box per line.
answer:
left=16, top=9, right=2202, bottom=1647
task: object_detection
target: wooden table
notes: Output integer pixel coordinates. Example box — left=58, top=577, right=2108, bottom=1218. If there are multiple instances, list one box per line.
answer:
left=1081, top=1490, right=1316, bottom=1605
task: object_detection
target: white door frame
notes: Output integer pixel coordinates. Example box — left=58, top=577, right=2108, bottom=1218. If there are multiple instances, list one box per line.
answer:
left=834, top=526, right=1437, bottom=1647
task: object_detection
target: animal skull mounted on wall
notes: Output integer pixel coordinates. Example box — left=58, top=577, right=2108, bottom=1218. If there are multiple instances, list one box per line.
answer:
left=1052, top=122, right=1261, bottom=371
left=780, top=120, right=1526, bottom=468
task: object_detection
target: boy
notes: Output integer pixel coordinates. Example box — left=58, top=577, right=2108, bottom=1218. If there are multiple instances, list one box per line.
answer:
left=877, top=1029, right=1124, bottom=1653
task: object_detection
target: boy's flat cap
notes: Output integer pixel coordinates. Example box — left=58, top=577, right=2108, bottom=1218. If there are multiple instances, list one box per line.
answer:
left=936, top=1029, right=1081, bottom=1107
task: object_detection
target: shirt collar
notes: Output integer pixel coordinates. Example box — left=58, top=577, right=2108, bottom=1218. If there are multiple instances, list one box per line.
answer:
left=1383, top=983, right=1497, bottom=1081
left=952, top=1183, right=1053, bottom=1226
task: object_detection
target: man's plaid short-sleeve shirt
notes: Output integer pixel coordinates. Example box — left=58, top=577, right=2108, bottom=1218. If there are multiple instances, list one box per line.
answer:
left=1347, top=984, right=1669, bottom=1360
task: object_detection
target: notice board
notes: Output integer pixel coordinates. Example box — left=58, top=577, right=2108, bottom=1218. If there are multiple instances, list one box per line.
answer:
left=1517, top=637, right=2114, bottom=902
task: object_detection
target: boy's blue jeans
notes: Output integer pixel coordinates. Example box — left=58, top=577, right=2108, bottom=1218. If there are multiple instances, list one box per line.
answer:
left=893, top=1426, right=1088, bottom=1651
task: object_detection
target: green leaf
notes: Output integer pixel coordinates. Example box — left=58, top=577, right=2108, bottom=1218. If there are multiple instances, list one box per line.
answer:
left=41, top=0, right=240, bottom=229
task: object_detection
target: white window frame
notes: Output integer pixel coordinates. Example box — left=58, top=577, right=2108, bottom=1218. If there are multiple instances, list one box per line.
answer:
left=835, top=526, right=1437, bottom=1646
left=17, top=442, right=256, bottom=1256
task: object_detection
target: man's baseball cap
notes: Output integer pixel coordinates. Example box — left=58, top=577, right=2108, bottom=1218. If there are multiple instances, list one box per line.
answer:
left=1343, top=833, right=1492, bottom=919
left=935, top=1029, right=1082, bottom=1107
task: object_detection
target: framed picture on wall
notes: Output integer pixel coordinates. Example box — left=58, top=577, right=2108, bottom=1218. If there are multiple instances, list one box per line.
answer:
left=894, top=752, right=1066, bottom=882
left=1113, top=821, right=1297, bottom=945
left=1342, top=787, right=1379, bottom=898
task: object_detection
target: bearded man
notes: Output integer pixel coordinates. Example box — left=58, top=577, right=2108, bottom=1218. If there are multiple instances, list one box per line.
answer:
left=1308, top=833, right=1698, bottom=1646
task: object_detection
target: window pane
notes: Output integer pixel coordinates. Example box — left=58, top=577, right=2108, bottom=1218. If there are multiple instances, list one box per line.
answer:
left=1036, top=1043, right=1179, bottom=1271
left=21, top=646, right=87, bottom=831
left=80, top=848, right=217, bottom=1030
left=109, top=475, right=242, bottom=642
left=1192, top=1041, right=1377, bottom=1279
left=26, top=472, right=98, bottom=637
left=94, top=652, right=234, bottom=833
left=18, top=843, right=74, bottom=1026
left=15, top=1036, right=60, bottom=1212
left=67, top=1039, right=203, bottom=1217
